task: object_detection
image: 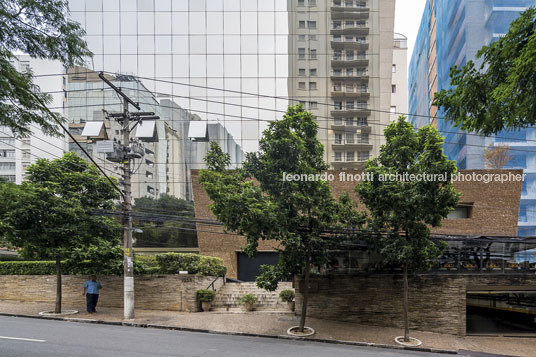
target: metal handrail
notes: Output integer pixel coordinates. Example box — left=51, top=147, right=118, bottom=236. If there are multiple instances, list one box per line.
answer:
left=206, top=276, right=225, bottom=291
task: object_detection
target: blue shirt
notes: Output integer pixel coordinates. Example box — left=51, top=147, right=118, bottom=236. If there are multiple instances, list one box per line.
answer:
left=84, top=280, right=102, bottom=295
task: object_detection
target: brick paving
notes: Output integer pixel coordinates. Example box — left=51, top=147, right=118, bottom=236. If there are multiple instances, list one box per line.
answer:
left=0, top=300, right=534, bottom=356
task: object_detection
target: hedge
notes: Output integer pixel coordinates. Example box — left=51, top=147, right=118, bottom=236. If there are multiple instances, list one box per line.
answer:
left=197, top=256, right=227, bottom=277
left=0, top=261, right=127, bottom=275
left=143, top=266, right=161, bottom=275
left=0, top=261, right=56, bottom=275
left=135, top=255, right=158, bottom=268
left=0, top=253, right=227, bottom=277
left=156, top=253, right=226, bottom=277
left=0, top=255, right=24, bottom=262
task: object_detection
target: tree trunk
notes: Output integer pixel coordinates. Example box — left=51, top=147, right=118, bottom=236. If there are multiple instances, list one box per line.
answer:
left=403, top=263, right=409, bottom=342
left=55, top=255, right=62, bottom=314
left=299, top=248, right=311, bottom=332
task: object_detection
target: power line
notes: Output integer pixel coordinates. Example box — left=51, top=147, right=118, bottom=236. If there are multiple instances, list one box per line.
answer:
left=9, top=102, right=536, bottom=174
left=29, top=70, right=437, bottom=122
left=96, top=70, right=461, bottom=123
left=3, top=136, right=530, bottom=230
left=125, top=99, right=536, bottom=155
left=4, top=85, right=123, bottom=195
left=7, top=106, right=536, bottom=183
left=10, top=76, right=536, bottom=205
left=0, top=139, right=123, bottom=184
left=3, top=136, right=527, bottom=218
left=117, top=86, right=536, bottom=145
left=35, top=72, right=536, bottom=147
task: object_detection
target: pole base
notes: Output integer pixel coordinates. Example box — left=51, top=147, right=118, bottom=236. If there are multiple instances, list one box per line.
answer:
left=124, top=276, right=135, bottom=319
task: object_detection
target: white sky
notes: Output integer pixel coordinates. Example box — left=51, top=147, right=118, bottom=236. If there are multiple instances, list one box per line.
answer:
left=394, top=0, right=428, bottom=65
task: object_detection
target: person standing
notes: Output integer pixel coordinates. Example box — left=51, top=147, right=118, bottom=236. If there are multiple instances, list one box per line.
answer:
left=83, top=275, right=102, bottom=314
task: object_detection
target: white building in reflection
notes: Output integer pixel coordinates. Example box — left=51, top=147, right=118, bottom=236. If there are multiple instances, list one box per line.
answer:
left=66, top=67, right=242, bottom=201
left=0, top=56, right=67, bottom=184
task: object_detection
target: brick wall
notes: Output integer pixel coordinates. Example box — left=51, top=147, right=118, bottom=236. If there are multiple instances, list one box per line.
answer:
left=191, top=170, right=280, bottom=279
left=326, top=169, right=522, bottom=237
left=432, top=170, right=522, bottom=236
left=192, top=169, right=522, bottom=278
left=294, top=273, right=536, bottom=335
left=0, top=275, right=223, bottom=312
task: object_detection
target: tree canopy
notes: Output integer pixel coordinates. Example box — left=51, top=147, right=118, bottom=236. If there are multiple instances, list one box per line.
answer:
left=483, top=145, right=513, bottom=169
left=0, top=153, right=120, bottom=312
left=434, top=8, right=536, bottom=135
left=356, top=117, right=460, bottom=341
left=0, top=0, right=91, bottom=137
left=200, top=105, right=364, bottom=332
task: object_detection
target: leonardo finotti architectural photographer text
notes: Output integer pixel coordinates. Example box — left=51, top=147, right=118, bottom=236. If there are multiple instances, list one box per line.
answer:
left=282, top=172, right=526, bottom=183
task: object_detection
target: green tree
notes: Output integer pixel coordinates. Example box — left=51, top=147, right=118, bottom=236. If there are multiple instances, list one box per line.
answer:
left=133, top=195, right=197, bottom=248
left=0, top=0, right=91, bottom=137
left=0, top=153, right=120, bottom=313
left=356, top=117, right=459, bottom=342
left=434, top=8, right=536, bottom=135
left=0, top=179, right=17, bottom=248
left=200, top=105, right=364, bottom=332
left=62, top=240, right=124, bottom=276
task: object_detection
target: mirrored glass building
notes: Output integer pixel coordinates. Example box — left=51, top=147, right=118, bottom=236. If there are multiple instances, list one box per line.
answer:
left=409, top=0, right=536, bottom=236
left=67, top=0, right=290, bottom=156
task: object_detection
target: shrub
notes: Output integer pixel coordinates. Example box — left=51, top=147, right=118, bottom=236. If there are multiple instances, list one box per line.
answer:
left=279, top=290, right=295, bottom=302
left=64, top=260, right=123, bottom=276
left=62, top=243, right=124, bottom=275
left=196, top=289, right=216, bottom=302
left=239, top=293, right=257, bottom=305
left=0, top=260, right=141, bottom=275
left=143, top=266, right=160, bottom=275
left=0, top=255, right=23, bottom=262
left=197, top=256, right=227, bottom=277
left=156, top=253, right=200, bottom=274
left=0, top=261, right=55, bottom=275
left=0, top=253, right=225, bottom=277
left=156, top=253, right=226, bottom=277
left=136, top=255, right=158, bottom=268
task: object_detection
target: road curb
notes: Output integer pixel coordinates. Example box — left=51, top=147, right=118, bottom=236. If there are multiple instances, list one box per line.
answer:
left=0, top=312, right=457, bottom=355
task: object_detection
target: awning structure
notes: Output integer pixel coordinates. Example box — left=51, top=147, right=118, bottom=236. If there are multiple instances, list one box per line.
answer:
left=135, top=120, right=158, bottom=142
left=188, top=121, right=208, bottom=142
left=81, top=121, right=108, bottom=140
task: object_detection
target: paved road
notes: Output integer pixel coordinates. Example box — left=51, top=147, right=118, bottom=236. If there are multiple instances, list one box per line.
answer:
left=0, top=316, right=444, bottom=357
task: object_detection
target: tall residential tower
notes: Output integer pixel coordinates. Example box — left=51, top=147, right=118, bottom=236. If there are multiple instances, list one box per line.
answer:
left=390, top=33, right=408, bottom=122
left=288, top=0, right=396, bottom=169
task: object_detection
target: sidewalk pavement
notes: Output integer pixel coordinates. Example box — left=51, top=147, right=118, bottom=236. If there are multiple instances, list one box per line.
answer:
left=0, top=300, right=534, bottom=357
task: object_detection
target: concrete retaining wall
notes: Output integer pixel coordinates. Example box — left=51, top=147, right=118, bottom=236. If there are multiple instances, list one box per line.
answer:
left=0, top=275, right=224, bottom=312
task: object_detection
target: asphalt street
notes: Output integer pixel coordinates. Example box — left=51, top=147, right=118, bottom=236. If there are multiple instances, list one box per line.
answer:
left=0, top=315, right=445, bottom=357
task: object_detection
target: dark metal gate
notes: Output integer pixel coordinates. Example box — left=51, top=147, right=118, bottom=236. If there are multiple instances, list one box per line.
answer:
left=237, top=252, right=279, bottom=282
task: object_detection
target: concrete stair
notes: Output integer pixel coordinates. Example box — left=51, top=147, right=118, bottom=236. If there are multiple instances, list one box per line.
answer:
left=211, top=282, right=294, bottom=312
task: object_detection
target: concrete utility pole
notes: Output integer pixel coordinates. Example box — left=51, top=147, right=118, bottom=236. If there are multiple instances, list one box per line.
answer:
left=122, top=95, right=135, bottom=319
left=98, top=72, right=158, bottom=320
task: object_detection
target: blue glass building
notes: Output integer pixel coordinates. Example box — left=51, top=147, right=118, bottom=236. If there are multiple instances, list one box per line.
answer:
left=409, top=0, right=536, bottom=236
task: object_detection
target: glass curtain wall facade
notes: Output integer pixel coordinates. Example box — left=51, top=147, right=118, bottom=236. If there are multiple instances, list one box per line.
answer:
left=66, top=68, right=243, bottom=201
left=67, top=0, right=289, bottom=156
left=66, top=69, right=189, bottom=200
left=409, top=0, right=536, bottom=236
